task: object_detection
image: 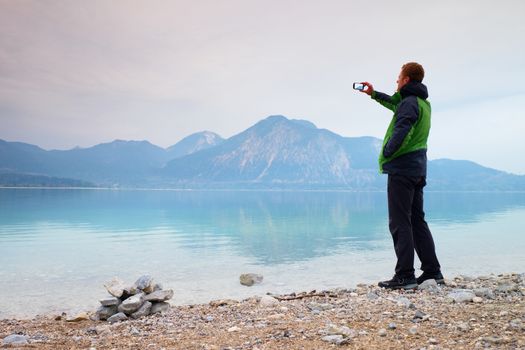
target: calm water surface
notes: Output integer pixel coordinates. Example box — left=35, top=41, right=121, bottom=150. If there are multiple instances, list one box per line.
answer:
left=1, top=189, right=524, bottom=318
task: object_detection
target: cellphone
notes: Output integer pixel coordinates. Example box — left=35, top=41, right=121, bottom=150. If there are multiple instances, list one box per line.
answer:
left=353, top=83, right=365, bottom=91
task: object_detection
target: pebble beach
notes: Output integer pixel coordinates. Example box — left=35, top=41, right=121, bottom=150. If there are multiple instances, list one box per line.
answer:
left=1, top=273, right=524, bottom=349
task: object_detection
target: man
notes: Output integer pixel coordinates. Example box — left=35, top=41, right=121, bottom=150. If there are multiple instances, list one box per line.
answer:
left=359, top=62, right=443, bottom=289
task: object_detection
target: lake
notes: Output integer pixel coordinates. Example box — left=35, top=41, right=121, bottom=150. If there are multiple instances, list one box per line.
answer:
left=1, top=188, right=524, bottom=319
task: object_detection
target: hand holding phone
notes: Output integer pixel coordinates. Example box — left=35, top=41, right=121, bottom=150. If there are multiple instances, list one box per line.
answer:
left=354, top=82, right=374, bottom=95
left=353, top=83, right=365, bottom=91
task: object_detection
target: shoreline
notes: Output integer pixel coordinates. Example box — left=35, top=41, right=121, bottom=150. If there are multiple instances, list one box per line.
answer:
left=2, top=186, right=525, bottom=194
left=1, top=273, right=524, bottom=349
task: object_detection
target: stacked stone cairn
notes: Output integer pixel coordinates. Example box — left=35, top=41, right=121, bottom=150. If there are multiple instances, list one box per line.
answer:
left=96, top=275, right=173, bottom=323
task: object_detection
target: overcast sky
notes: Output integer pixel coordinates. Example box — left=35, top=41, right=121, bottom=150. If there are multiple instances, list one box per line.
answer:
left=1, top=0, right=524, bottom=174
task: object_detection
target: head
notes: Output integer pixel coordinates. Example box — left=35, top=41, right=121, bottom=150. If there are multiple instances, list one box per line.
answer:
left=397, top=62, right=425, bottom=91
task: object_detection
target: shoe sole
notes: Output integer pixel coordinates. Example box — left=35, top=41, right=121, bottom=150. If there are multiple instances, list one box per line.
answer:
left=379, top=283, right=418, bottom=290
left=417, top=278, right=445, bottom=285
left=397, top=283, right=418, bottom=290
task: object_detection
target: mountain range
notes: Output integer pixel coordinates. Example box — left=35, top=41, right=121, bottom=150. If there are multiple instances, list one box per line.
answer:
left=1, top=115, right=524, bottom=191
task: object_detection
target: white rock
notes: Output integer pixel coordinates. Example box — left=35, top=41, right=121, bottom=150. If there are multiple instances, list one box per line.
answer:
left=321, top=334, right=348, bottom=345
left=447, top=290, right=476, bottom=303
left=397, top=297, right=414, bottom=309
left=118, top=293, right=145, bottom=314
left=228, top=326, right=241, bottom=332
left=2, top=334, right=29, bottom=346
left=134, top=275, right=155, bottom=293
left=473, top=296, right=483, bottom=303
left=418, top=279, right=440, bottom=292
left=104, top=277, right=126, bottom=298
left=144, top=289, right=174, bottom=302
left=66, top=311, right=90, bottom=322
left=259, top=295, right=279, bottom=307
left=474, top=288, right=495, bottom=299
left=326, top=324, right=356, bottom=338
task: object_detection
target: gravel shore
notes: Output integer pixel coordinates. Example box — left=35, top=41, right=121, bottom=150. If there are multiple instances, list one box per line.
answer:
left=1, top=273, right=524, bottom=349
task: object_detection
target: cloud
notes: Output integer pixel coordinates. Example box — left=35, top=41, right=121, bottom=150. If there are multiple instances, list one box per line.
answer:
left=1, top=0, right=524, bottom=173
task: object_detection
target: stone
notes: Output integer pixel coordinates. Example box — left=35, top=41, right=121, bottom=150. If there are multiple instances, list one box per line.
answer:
left=378, top=328, right=387, bottom=337
left=153, top=283, right=163, bottom=292
left=240, top=273, right=263, bottom=286
left=131, top=301, right=152, bottom=319
left=209, top=299, right=238, bottom=307
left=104, top=277, right=126, bottom=298
left=2, top=334, right=29, bottom=346
left=510, top=318, right=522, bottom=329
left=122, top=285, right=138, bottom=298
left=268, top=313, right=285, bottom=320
left=150, top=302, right=171, bottom=314
left=409, top=326, right=418, bottom=335
left=474, top=288, right=495, bottom=299
left=447, top=289, right=475, bottom=303
left=388, top=323, right=397, bottom=330
left=483, top=336, right=503, bottom=345
left=325, top=324, right=356, bottom=338
left=228, top=326, right=241, bottom=332
left=418, top=279, right=440, bottom=292
left=308, top=302, right=333, bottom=312
left=100, top=297, right=120, bottom=306
left=96, top=305, right=118, bottom=320
left=367, top=292, right=379, bottom=300
left=397, top=297, right=415, bottom=309
left=457, top=322, right=470, bottom=332
left=134, top=275, right=154, bottom=293
left=429, top=338, right=439, bottom=344
left=107, top=312, right=128, bottom=324
left=259, top=295, right=279, bottom=307
left=321, top=334, right=349, bottom=345
left=118, top=293, right=145, bottom=314
left=496, top=284, right=519, bottom=293
left=66, top=311, right=90, bottom=322
left=414, top=310, right=426, bottom=320
left=144, top=289, right=174, bottom=302
left=472, top=296, right=483, bottom=303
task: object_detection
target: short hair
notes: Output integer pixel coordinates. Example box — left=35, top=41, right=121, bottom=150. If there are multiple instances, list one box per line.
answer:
left=401, top=62, right=425, bottom=82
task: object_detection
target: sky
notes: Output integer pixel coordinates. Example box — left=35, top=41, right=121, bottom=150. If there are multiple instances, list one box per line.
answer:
left=1, top=0, right=524, bottom=174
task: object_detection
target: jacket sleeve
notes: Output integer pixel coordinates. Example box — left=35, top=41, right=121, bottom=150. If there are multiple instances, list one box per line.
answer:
left=371, top=91, right=400, bottom=112
left=382, top=96, right=420, bottom=158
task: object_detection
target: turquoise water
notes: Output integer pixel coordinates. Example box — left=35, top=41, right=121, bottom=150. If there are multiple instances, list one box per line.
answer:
left=1, top=189, right=524, bottom=318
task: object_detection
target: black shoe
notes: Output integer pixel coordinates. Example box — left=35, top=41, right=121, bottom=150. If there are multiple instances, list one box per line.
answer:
left=416, top=271, right=445, bottom=285
left=378, top=276, right=417, bottom=290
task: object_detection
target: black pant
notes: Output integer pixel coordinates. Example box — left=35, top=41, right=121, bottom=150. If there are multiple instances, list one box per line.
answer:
left=387, top=174, right=441, bottom=278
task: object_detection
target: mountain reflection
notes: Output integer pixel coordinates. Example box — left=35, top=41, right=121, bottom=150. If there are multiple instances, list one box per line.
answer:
left=1, top=189, right=524, bottom=264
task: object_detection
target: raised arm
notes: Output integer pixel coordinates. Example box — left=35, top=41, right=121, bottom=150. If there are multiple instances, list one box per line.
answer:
left=359, top=82, right=401, bottom=112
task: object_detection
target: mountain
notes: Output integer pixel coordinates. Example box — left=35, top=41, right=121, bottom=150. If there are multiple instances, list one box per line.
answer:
left=427, top=159, right=525, bottom=191
left=0, top=139, right=168, bottom=186
left=0, top=172, right=95, bottom=187
left=163, top=115, right=386, bottom=188
left=167, top=131, right=224, bottom=159
left=1, top=116, right=524, bottom=190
